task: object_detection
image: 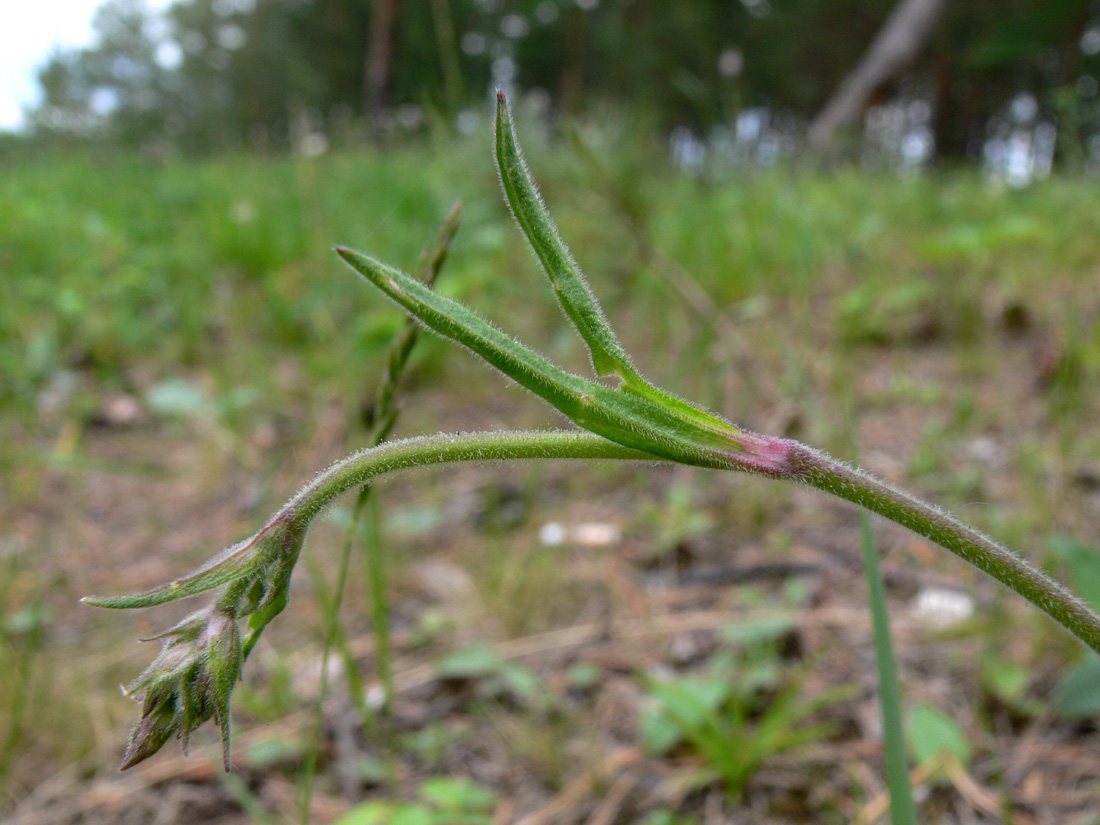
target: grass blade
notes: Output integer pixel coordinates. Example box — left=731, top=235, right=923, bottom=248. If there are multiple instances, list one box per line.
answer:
left=860, top=512, right=918, bottom=825
left=363, top=495, right=393, bottom=715
left=302, top=206, right=462, bottom=820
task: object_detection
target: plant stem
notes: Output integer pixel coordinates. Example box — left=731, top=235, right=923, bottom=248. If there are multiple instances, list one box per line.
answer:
left=363, top=494, right=394, bottom=716
left=272, top=429, right=1100, bottom=655
left=300, top=500, right=356, bottom=825
left=329, top=200, right=460, bottom=731
left=285, top=430, right=651, bottom=530
left=304, top=204, right=461, bottom=811
left=860, top=513, right=918, bottom=825
left=789, top=443, right=1100, bottom=654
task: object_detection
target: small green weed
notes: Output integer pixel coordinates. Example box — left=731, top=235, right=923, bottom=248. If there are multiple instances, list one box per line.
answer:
left=641, top=629, right=842, bottom=801
left=333, top=776, right=497, bottom=825
left=1049, top=536, right=1100, bottom=717
left=637, top=479, right=718, bottom=562
left=906, top=704, right=971, bottom=778
left=436, top=643, right=548, bottom=710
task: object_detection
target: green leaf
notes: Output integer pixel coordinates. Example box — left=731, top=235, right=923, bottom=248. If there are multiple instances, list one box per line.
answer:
left=332, top=802, right=400, bottom=825
left=906, top=704, right=971, bottom=767
left=494, top=95, right=749, bottom=440
left=82, top=525, right=276, bottom=609
left=859, top=513, right=918, bottom=825
left=642, top=676, right=730, bottom=755
left=1055, top=653, right=1100, bottom=717
left=335, top=246, right=760, bottom=472
left=391, top=806, right=436, bottom=825
left=243, top=736, right=306, bottom=768
left=982, top=657, right=1028, bottom=703
left=641, top=704, right=685, bottom=756
left=418, top=777, right=497, bottom=812
left=494, top=90, right=636, bottom=381
left=330, top=804, right=442, bottom=825
left=493, top=662, right=543, bottom=703
left=1049, top=536, right=1100, bottom=610
left=567, top=661, right=603, bottom=690
left=436, top=643, right=504, bottom=680
left=641, top=809, right=701, bottom=825
left=720, top=615, right=795, bottom=648
left=144, top=378, right=210, bottom=418
left=2, top=604, right=52, bottom=635
left=981, top=655, right=1040, bottom=716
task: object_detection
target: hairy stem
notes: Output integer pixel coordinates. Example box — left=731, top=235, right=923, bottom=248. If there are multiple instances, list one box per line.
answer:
left=280, top=428, right=1100, bottom=655
left=286, top=430, right=652, bottom=530
left=787, top=442, right=1100, bottom=654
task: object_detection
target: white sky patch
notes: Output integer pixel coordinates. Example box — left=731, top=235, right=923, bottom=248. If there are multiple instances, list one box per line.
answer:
left=0, top=0, right=170, bottom=131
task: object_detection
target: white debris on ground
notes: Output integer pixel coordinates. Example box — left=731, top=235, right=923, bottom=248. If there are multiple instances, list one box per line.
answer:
left=538, top=521, right=621, bottom=547
left=911, top=587, right=975, bottom=629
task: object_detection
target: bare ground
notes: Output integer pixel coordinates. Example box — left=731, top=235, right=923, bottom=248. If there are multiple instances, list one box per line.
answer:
left=4, top=296, right=1100, bottom=825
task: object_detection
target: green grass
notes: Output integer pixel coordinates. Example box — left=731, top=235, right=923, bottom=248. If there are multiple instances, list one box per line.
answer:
left=4, top=140, right=1100, bottom=433
left=4, top=127, right=1100, bottom=820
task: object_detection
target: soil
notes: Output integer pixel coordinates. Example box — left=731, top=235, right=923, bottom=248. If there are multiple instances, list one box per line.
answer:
left=4, top=320, right=1100, bottom=825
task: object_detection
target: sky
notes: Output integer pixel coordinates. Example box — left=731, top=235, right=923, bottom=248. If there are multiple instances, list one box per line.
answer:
left=0, top=0, right=167, bottom=131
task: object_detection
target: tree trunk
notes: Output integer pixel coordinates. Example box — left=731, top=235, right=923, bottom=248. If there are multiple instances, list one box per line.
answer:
left=364, top=0, right=399, bottom=129
left=560, top=7, right=587, bottom=115
left=808, top=0, right=947, bottom=149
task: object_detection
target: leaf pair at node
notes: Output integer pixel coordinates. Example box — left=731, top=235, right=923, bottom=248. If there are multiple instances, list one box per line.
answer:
left=337, top=92, right=790, bottom=478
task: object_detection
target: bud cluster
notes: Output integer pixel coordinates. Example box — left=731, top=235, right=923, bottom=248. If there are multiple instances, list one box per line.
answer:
left=85, top=515, right=305, bottom=770
left=119, top=605, right=242, bottom=770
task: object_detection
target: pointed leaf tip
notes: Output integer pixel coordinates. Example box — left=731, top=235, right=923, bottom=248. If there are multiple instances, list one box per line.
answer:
left=86, top=528, right=274, bottom=610
left=493, top=82, right=637, bottom=382
left=335, top=247, right=359, bottom=268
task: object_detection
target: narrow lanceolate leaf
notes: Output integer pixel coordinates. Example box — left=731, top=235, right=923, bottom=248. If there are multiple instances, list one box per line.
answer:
left=495, top=91, right=637, bottom=382
left=81, top=521, right=277, bottom=609
left=338, top=246, right=597, bottom=415
left=495, top=92, right=740, bottom=439
left=336, top=247, right=788, bottom=476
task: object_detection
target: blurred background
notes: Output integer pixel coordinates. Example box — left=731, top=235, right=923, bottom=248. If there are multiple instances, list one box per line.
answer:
left=3, top=2, right=1100, bottom=824
left=6, top=0, right=1100, bottom=178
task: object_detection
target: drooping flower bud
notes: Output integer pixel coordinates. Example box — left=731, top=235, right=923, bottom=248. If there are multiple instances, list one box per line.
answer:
left=118, top=606, right=242, bottom=770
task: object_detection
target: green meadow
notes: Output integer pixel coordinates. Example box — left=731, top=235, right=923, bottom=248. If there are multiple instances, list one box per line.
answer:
left=3, top=129, right=1100, bottom=823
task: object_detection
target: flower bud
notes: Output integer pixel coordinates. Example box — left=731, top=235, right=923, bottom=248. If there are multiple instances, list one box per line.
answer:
left=118, top=606, right=242, bottom=771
